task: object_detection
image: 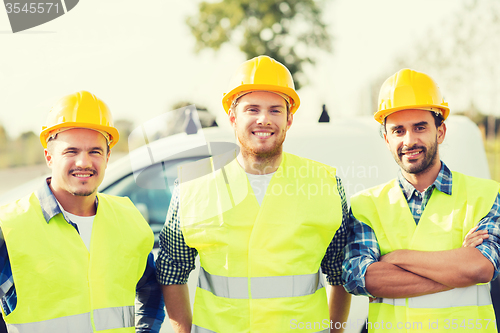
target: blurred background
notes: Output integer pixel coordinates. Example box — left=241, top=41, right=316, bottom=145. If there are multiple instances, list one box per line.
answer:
left=0, top=0, right=499, bottom=187
left=1, top=1, right=500, bottom=332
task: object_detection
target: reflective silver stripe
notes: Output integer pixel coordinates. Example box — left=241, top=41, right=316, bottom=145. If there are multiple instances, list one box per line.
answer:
left=94, top=306, right=134, bottom=331
left=6, top=306, right=134, bottom=333
left=0, top=277, right=13, bottom=297
left=251, top=270, right=325, bottom=298
left=375, top=285, right=492, bottom=308
left=193, top=324, right=328, bottom=333
left=198, top=267, right=248, bottom=299
left=7, top=312, right=92, bottom=333
left=192, top=324, right=216, bottom=333
left=198, top=268, right=325, bottom=299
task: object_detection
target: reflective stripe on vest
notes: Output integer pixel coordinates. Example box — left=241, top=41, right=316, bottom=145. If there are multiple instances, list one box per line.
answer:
left=191, top=324, right=330, bottom=333
left=6, top=306, right=134, bottom=333
left=6, top=313, right=92, bottom=333
left=94, top=306, right=134, bottom=331
left=373, top=285, right=491, bottom=309
left=198, top=267, right=325, bottom=299
left=352, top=173, right=500, bottom=332
left=181, top=152, right=341, bottom=332
left=191, top=325, right=216, bottom=333
left=0, top=278, right=13, bottom=295
left=0, top=193, right=153, bottom=332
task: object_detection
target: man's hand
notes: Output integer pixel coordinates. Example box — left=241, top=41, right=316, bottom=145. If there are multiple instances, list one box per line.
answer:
left=377, top=246, right=493, bottom=288
left=462, top=225, right=489, bottom=248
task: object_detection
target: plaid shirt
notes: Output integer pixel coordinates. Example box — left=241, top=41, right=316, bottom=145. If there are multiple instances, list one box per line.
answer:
left=343, top=162, right=500, bottom=297
left=0, top=179, right=165, bottom=332
left=156, top=175, right=349, bottom=286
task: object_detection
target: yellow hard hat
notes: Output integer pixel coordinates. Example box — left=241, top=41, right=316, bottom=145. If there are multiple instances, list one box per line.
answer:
left=40, top=91, right=119, bottom=149
left=222, top=55, right=300, bottom=114
left=374, top=68, right=450, bottom=124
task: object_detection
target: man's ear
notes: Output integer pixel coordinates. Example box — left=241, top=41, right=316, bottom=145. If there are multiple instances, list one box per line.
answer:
left=44, top=149, right=53, bottom=168
left=383, top=132, right=391, bottom=150
left=228, top=109, right=236, bottom=128
left=286, top=112, right=293, bottom=130
left=437, top=123, right=446, bottom=144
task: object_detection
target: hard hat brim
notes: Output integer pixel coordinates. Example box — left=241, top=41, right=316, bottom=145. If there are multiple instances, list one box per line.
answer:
left=374, top=105, right=450, bottom=124
left=222, top=84, right=300, bottom=114
left=40, top=122, right=120, bottom=149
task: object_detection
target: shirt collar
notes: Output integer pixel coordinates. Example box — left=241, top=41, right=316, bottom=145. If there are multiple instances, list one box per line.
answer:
left=35, top=177, right=98, bottom=223
left=397, top=161, right=452, bottom=199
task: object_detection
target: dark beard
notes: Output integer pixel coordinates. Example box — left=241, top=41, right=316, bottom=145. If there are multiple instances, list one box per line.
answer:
left=72, top=189, right=96, bottom=197
left=396, top=140, right=438, bottom=175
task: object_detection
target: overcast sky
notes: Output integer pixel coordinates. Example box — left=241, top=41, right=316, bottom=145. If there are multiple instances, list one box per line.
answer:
left=0, top=0, right=468, bottom=138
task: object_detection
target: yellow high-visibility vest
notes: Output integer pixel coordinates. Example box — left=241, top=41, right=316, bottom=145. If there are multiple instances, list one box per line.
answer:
left=179, top=151, right=342, bottom=333
left=351, top=172, right=499, bottom=333
left=0, top=192, right=153, bottom=333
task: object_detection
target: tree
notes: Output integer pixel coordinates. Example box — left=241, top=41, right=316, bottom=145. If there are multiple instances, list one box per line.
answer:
left=366, top=1, right=500, bottom=126
left=384, top=0, right=500, bottom=123
left=370, top=0, right=500, bottom=181
left=187, top=0, right=333, bottom=89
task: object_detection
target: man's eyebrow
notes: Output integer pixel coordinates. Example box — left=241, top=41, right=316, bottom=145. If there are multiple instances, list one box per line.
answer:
left=388, top=124, right=404, bottom=131
left=388, top=121, right=429, bottom=131
left=62, top=146, right=80, bottom=152
left=62, top=146, right=105, bottom=152
left=413, top=121, right=429, bottom=127
left=244, top=104, right=286, bottom=109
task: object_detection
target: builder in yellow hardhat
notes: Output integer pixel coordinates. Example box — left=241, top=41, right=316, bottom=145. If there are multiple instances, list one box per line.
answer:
left=156, top=55, right=352, bottom=332
left=0, top=91, right=165, bottom=332
left=343, top=69, right=500, bottom=332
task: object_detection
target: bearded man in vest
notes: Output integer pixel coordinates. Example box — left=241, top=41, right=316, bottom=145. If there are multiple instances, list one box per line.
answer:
left=0, top=91, right=165, bottom=332
left=343, top=69, right=500, bottom=332
left=156, top=55, right=352, bottom=333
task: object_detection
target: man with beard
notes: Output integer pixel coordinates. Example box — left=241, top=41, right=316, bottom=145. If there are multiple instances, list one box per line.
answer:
left=0, top=91, right=165, bottom=332
left=156, top=55, right=351, bottom=332
left=343, top=69, right=500, bottom=332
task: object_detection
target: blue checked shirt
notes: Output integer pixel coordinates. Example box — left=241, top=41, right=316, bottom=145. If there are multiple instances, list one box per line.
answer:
left=343, top=162, right=500, bottom=297
left=0, top=178, right=165, bottom=332
left=156, top=176, right=349, bottom=286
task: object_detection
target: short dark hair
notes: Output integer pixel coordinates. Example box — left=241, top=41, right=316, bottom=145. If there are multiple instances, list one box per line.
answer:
left=379, top=110, right=444, bottom=137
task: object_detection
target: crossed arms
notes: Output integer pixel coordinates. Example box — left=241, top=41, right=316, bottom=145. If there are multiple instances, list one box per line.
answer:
left=343, top=222, right=496, bottom=299
left=365, top=226, right=494, bottom=298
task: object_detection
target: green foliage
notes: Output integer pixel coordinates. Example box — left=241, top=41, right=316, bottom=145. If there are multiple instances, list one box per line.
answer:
left=187, top=0, right=332, bottom=89
left=388, top=0, right=500, bottom=116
